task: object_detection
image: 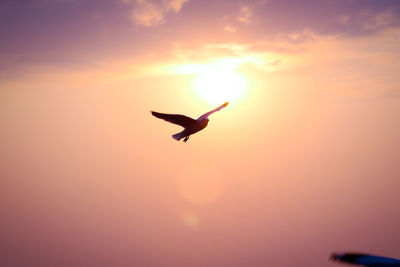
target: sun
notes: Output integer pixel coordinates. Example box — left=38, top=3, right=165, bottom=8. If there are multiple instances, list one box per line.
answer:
left=193, top=63, right=248, bottom=105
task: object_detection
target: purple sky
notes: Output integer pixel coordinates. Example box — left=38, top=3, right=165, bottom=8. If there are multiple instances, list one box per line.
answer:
left=1, top=0, right=400, bottom=69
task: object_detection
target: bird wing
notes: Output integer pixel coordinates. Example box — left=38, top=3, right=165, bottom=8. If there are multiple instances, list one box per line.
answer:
left=151, top=111, right=197, bottom=128
left=197, top=102, right=229, bottom=120
left=331, top=252, right=400, bottom=266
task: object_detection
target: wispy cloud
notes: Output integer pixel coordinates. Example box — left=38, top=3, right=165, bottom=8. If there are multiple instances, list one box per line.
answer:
left=237, top=5, right=251, bottom=24
left=334, top=8, right=400, bottom=34
left=127, top=0, right=188, bottom=27
left=223, top=25, right=237, bottom=32
left=166, top=0, right=187, bottom=12
left=336, top=15, right=351, bottom=26
left=363, top=9, right=397, bottom=30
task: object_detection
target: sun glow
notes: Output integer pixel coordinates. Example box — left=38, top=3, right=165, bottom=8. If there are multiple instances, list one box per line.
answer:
left=193, top=63, right=248, bottom=105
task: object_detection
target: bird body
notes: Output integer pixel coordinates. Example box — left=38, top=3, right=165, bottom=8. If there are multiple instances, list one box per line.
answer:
left=151, top=102, right=228, bottom=142
left=331, top=252, right=400, bottom=267
left=171, top=118, right=209, bottom=141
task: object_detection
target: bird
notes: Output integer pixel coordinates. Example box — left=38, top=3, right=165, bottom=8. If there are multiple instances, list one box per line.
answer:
left=330, top=252, right=400, bottom=266
left=151, top=102, right=229, bottom=142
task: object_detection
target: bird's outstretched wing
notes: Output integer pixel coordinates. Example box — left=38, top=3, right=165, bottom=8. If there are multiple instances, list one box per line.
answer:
left=198, top=102, right=229, bottom=120
left=330, top=252, right=400, bottom=266
left=151, top=111, right=196, bottom=128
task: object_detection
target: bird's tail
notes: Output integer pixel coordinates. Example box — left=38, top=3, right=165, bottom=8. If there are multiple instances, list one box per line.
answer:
left=172, top=133, right=182, bottom=141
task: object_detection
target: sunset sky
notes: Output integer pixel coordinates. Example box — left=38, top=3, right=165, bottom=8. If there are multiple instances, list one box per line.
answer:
left=1, top=0, right=400, bottom=266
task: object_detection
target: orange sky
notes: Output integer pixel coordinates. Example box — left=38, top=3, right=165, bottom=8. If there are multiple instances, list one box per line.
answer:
left=1, top=1, right=400, bottom=266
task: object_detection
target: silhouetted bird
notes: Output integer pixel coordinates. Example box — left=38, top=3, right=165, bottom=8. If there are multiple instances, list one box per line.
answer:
left=331, top=252, right=400, bottom=266
left=151, top=102, right=228, bottom=142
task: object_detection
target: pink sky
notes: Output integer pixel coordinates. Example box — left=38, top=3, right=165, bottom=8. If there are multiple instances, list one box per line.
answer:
left=0, top=1, right=400, bottom=266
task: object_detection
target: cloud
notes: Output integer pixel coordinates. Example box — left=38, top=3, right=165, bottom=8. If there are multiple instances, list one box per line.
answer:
left=166, top=0, right=187, bottom=12
left=237, top=5, right=251, bottom=24
left=223, top=25, right=237, bottom=32
left=131, top=1, right=164, bottom=27
left=137, top=41, right=287, bottom=78
left=363, top=9, right=397, bottom=30
left=3, top=26, right=400, bottom=102
left=129, top=0, right=188, bottom=27
left=334, top=9, right=399, bottom=34
left=336, top=15, right=351, bottom=26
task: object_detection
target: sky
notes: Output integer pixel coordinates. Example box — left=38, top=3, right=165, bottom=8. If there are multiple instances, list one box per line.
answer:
left=1, top=0, right=400, bottom=266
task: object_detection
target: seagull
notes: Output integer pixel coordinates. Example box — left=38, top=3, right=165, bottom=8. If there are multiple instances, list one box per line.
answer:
left=330, top=252, right=400, bottom=266
left=151, top=102, right=228, bottom=142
